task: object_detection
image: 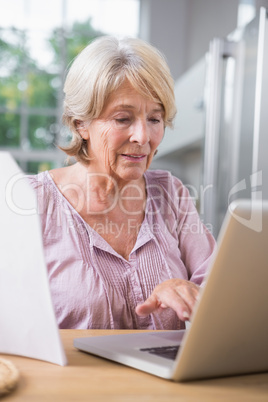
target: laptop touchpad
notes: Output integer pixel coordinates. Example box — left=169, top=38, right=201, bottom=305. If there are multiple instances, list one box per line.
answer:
left=149, top=330, right=185, bottom=343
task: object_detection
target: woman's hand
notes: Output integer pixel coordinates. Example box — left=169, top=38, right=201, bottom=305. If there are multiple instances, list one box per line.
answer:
left=135, top=279, right=200, bottom=321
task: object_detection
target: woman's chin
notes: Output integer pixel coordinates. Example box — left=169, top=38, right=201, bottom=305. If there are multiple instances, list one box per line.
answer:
left=115, top=166, right=146, bottom=183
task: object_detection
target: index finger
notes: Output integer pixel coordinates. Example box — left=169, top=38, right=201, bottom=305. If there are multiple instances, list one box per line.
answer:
left=135, top=294, right=160, bottom=317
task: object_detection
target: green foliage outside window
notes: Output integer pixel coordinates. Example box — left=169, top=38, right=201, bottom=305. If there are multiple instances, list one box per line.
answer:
left=0, top=19, right=103, bottom=172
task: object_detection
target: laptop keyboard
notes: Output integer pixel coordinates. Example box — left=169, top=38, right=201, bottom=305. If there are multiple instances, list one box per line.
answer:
left=140, top=345, right=179, bottom=361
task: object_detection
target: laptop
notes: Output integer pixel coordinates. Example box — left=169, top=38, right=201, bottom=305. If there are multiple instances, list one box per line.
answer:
left=0, top=152, right=67, bottom=366
left=74, top=198, right=268, bottom=381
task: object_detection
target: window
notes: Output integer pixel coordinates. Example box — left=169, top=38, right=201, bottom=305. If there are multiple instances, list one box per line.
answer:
left=0, top=0, right=140, bottom=173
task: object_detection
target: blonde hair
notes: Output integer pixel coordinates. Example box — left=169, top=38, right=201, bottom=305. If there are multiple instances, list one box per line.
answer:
left=62, top=35, right=176, bottom=164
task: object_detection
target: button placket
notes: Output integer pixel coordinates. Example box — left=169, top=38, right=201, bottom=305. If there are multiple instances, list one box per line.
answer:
left=128, top=255, right=144, bottom=305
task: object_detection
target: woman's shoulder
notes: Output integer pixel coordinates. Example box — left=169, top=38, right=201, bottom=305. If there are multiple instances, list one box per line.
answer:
left=27, top=165, right=70, bottom=190
left=145, top=169, right=172, bottom=181
left=145, top=169, right=185, bottom=192
left=145, top=169, right=195, bottom=215
left=27, top=170, right=49, bottom=188
left=27, top=170, right=58, bottom=202
left=47, top=165, right=73, bottom=186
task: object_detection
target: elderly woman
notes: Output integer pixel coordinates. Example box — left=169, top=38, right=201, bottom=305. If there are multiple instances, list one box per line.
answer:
left=28, top=36, right=215, bottom=330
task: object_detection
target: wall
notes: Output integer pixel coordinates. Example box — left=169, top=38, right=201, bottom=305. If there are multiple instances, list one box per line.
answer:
left=186, top=0, right=239, bottom=68
left=139, top=0, right=239, bottom=81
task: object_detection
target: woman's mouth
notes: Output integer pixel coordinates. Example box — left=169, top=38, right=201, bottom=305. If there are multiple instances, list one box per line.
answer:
left=121, top=154, right=147, bottom=162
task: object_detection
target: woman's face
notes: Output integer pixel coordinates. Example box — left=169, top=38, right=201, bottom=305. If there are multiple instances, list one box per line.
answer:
left=81, top=81, right=165, bottom=184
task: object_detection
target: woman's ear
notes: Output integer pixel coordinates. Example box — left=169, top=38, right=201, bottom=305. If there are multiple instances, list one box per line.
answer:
left=75, top=120, right=89, bottom=140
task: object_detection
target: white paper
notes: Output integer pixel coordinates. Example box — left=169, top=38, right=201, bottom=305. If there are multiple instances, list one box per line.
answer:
left=0, top=152, right=67, bottom=366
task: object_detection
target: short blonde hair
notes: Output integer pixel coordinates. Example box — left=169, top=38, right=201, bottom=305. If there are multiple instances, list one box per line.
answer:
left=62, top=35, right=176, bottom=164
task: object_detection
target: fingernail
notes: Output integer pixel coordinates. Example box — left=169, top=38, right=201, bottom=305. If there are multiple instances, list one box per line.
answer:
left=182, top=311, right=190, bottom=320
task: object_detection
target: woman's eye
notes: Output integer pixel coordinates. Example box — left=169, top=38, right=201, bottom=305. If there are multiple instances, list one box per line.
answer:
left=149, top=118, right=161, bottom=124
left=115, top=118, right=130, bottom=124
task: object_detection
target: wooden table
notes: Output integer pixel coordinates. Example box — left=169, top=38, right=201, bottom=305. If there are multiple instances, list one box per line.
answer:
left=1, top=330, right=268, bottom=401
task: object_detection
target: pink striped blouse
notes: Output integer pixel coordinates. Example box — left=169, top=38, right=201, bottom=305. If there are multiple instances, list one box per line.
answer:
left=28, top=169, right=216, bottom=330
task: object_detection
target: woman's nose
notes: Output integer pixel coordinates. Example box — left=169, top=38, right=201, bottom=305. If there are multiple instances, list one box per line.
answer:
left=129, top=120, right=149, bottom=145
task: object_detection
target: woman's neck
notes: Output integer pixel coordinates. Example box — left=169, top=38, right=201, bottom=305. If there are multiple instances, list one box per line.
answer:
left=50, top=162, right=146, bottom=216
